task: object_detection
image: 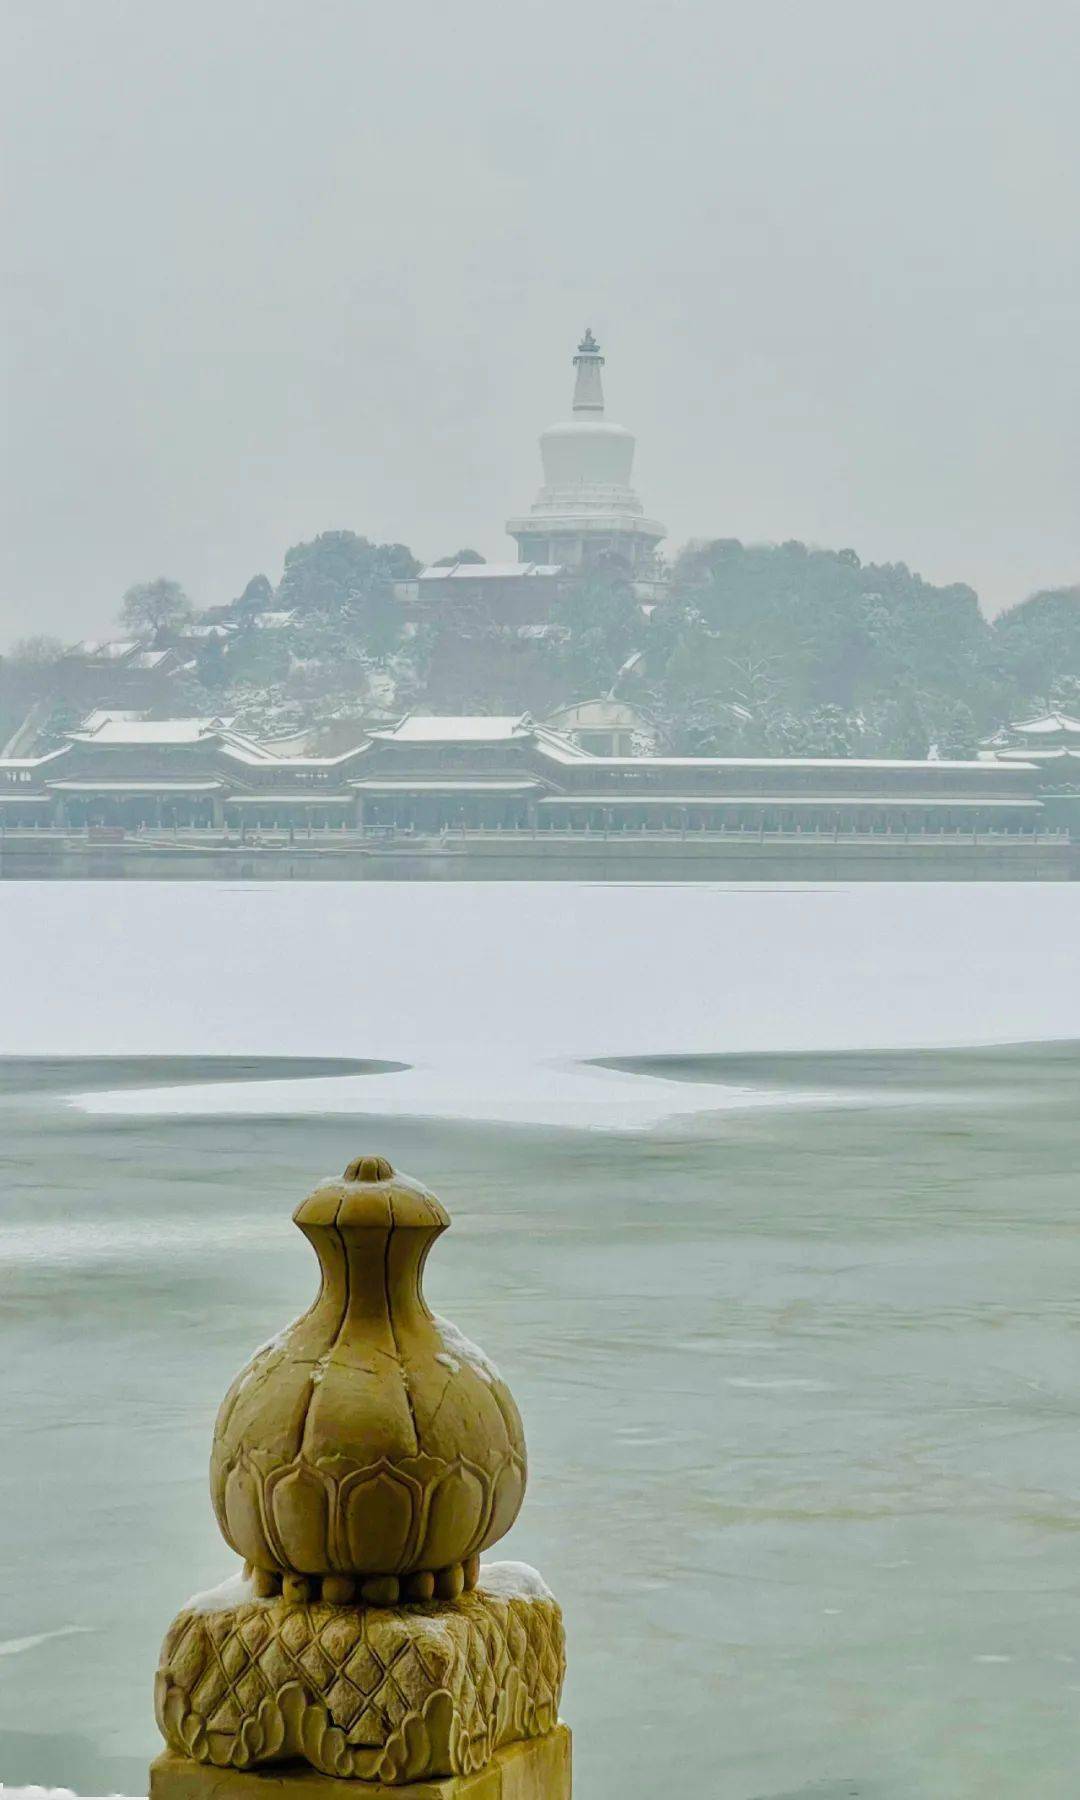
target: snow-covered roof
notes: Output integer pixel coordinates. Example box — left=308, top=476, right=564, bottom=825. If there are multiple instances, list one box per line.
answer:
left=214, top=742, right=285, bottom=765
left=67, top=710, right=353, bottom=767
left=0, top=747, right=71, bottom=771
left=48, top=779, right=225, bottom=793
left=545, top=697, right=653, bottom=730
left=416, top=562, right=563, bottom=582
left=1008, top=712, right=1080, bottom=736
left=372, top=714, right=531, bottom=742
left=254, top=727, right=317, bottom=755
left=69, top=715, right=236, bottom=745
left=80, top=709, right=146, bottom=730
left=996, top=745, right=1080, bottom=762
left=528, top=730, right=598, bottom=763
left=218, top=742, right=366, bottom=769
left=252, top=610, right=298, bottom=628
left=366, top=713, right=595, bottom=761
left=574, top=755, right=1038, bottom=773
left=65, top=638, right=140, bottom=661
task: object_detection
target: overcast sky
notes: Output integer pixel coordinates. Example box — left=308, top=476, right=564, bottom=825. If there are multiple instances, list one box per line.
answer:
left=3, top=0, right=1079, bottom=646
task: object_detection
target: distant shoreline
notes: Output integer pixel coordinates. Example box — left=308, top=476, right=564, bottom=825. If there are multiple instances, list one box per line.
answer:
left=0, top=832, right=1073, bottom=882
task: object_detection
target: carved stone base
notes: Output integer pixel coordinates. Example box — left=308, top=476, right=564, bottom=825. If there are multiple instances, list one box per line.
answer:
left=150, top=1728, right=572, bottom=1800
left=155, top=1565, right=565, bottom=1787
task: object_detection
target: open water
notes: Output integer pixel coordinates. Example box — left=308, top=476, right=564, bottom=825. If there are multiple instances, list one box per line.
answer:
left=2, top=881, right=1080, bottom=1799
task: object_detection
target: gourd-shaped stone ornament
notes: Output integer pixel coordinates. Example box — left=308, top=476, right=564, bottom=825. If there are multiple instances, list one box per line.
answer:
left=210, top=1157, right=526, bottom=1603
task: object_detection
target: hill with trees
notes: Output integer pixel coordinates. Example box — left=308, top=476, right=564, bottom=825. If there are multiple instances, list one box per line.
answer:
left=3, top=528, right=1079, bottom=758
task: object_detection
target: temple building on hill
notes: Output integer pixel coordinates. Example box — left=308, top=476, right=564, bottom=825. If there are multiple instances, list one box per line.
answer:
left=396, top=331, right=666, bottom=626
left=986, top=710, right=1080, bottom=834
left=987, top=711, right=1080, bottom=768
left=543, top=696, right=662, bottom=756
left=35, top=637, right=189, bottom=712
left=506, top=330, right=666, bottom=577
left=394, top=558, right=568, bottom=626
left=397, top=331, right=667, bottom=622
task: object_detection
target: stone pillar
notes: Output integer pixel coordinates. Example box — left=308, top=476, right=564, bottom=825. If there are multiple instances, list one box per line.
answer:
left=150, top=1155, right=571, bottom=1800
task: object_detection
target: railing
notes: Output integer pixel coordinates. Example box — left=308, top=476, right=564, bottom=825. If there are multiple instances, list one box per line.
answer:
left=402, top=824, right=1069, bottom=848
left=0, top=821, right=1072, bottom=848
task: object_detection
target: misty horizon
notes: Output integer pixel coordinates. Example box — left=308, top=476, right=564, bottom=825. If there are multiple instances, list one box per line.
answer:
left=4, top=0, right=1080, bottom=646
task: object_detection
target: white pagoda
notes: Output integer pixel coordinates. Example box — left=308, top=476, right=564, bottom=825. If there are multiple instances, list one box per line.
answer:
left=506, top=330, right=666, bottom=576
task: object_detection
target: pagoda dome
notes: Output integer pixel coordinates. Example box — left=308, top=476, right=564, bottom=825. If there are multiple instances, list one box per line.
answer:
left=539, top=415, right=637, bottom=495
left=531, top=331, right=642, bottom=514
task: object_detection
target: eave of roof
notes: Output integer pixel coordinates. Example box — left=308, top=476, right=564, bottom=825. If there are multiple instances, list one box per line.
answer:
left=538, top=793, right=1041, bottom=809
left=997, top=746, right=1080, bottom=761
left=416, top=562, right=563, bottom=581
left=1010, top=713, right=1080, bottom=734
left=350, top=778, right=543, bottom=793
left=575, top=755, right=1039, bottom=772
left=47, top=780, right=224, bottom=794
left=0, top=748, right=71, bottom=770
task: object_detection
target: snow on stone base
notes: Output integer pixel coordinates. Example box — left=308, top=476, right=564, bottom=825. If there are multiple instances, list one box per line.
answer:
left=478, top=1560, right=554, bottom=1601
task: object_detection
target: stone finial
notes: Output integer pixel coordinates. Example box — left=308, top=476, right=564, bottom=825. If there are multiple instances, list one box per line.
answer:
left=153, top=1158, right=569, bottom=1796
left=209, top=1157, right=527, bottom=1607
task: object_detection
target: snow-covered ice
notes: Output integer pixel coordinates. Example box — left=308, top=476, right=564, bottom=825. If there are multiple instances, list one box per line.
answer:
left=0, top=1629, right=95, bottom=1660
left=2, top=881, right=1078, bottom=1129
left=0, top=1791, right=139, bottom=1800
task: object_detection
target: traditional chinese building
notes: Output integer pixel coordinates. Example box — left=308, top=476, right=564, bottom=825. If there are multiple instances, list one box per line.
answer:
left=393, top=559, right=568, bottom=627
left=45, top=637, right=189, bottom=710
left=0, top=713, right=360, bottom=830
left=543, top=696, right=662, bottom=756
left=987, top=710, right=1080, bottom=769
left=987, top=711, right=1080, bottom=834
left=0, top=709, right=1050, bottom=843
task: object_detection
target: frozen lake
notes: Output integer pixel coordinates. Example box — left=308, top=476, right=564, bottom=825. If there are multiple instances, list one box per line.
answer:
left=4, top=879, right=1080, bottom=1126
left=3, top=882, right=1080, bottom=1799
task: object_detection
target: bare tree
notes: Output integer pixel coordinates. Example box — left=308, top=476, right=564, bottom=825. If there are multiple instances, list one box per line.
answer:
left=7, top=635, right=65, bottom=665
left=120, top=577, right=194, bottom=640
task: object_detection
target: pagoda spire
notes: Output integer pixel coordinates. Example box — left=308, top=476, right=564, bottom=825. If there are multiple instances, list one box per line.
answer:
left=571, top=327, right=605, bottom=415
